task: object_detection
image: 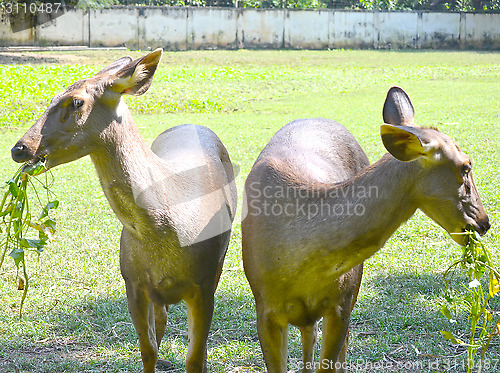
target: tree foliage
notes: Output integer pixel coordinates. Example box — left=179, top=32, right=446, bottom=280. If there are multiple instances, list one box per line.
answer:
left=118, top=0, right=500, bottom=11
left=1, top=0, right=498, bottom=18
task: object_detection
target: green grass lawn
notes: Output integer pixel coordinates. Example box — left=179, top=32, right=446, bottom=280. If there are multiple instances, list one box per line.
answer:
left=0, top=49, right=499, bottom=372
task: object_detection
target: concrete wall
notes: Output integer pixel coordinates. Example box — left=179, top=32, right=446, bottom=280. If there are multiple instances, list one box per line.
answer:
left=1, top=7, right=499, bottom=50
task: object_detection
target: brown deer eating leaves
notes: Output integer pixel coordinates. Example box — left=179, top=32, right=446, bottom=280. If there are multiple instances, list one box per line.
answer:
left=242, top=86, right=490, bottom=372
left=11, top=49, right=237, bottom=373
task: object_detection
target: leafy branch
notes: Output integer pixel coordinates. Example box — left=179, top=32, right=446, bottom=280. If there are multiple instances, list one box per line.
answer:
left=0, top=159, right=59, bottom=317
left=441, top=228, right=500, bottom=373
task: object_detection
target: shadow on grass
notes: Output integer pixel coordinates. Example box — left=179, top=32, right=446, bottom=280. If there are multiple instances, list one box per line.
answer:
left=1, top=271, right=498, bottom=372
left=349, top=271, right=500, bottom=372
left=0, top=285, right=261, bottom=373
left=0, top=296, right=140, bottom=373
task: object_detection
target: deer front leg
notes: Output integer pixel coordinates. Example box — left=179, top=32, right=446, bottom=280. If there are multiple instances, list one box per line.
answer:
left=256, top=302, right=289, bottom=373
left=185, top=289, right=215, bottom=373
left=300, top=322, right=318, bottom=373
left=126, top=283, right=158, bottom=373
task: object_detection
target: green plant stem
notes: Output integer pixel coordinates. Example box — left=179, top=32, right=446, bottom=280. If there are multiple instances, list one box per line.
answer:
left=0, top=188, right=9, bottom=213
left=19, top=256, right=28, bottom=319
left=0, top=194, right=15, bottom=269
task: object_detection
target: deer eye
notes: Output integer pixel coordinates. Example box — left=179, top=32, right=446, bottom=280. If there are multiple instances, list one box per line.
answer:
left=461, top=164, right=472, bottom=177
left=72, top=98, right=84, bottom=109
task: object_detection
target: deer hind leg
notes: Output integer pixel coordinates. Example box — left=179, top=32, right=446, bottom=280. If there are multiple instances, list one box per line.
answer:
left=317, top=307, right=351, bottom=373
left=300, top=322, right=318, bottom=373
left=256, top=302, right=289, bottom=373
left=126, top=285, right=158, bottom=373
left=214, top=253, right=226, bottom=286
left=154, top=304, right=168, bottom=346
left=154, top=304, right=173, bottom=370
left=319, top=265, right=363, bottom=373
left=185, top=288, right=215, bottom=373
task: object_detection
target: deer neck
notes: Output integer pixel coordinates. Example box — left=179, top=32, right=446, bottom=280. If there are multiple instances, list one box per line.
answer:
left=337, top=154, right=419, bottom=243
left=305, top=154, right=421, bottom=270
left=89, top=102, right=169, bottom=237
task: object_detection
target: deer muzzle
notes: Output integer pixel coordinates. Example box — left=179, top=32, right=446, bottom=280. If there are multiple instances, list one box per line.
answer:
left=473, top=216, right=491, bottom=236
left=11, top=142, right=33, bottom=163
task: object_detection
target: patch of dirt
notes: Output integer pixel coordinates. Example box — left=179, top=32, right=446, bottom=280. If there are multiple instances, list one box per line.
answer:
left=0, top=337, right=94, bottom=369
left=0, top=52, right=63, bottom=65
left=0, top=50, right=119, bottom=65
left=0, top=48, right=132, bottom=66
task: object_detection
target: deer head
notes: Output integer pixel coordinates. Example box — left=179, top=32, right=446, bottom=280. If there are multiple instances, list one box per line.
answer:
left=11, top=49, right=163, bottom=169
left=381, top=87, right=490, bottom=245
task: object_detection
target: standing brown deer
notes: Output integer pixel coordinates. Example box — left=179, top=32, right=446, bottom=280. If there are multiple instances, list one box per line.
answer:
left=242, top=86, right=490, bottom=372
left=11, top=49, right=237, bottom=373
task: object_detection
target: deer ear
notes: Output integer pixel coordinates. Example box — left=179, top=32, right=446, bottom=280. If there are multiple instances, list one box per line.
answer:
left=383, top=86, right=415, bottom=127
left=109, top=48, right=163, bottom=96
left=95, top=56, right=133, bottom=77
left=380, top=124, right=429, bottom=162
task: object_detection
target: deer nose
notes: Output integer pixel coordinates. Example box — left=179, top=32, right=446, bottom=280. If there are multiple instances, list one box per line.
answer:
left=477, top=216, right=491, bottom=236
left=11, top=143, right=30, bottom=163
